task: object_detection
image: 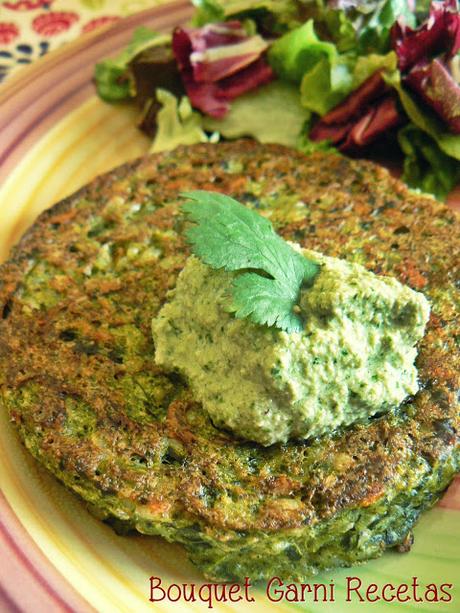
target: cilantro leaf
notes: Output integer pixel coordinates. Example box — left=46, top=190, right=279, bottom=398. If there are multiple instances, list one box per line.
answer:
left=181, top=190, right=320, bottom=332
left=232, top=273, right=305, bottom=331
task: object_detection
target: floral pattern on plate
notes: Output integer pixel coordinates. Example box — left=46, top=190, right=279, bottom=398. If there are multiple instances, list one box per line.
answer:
left=0, top=0, right=166, bottom=81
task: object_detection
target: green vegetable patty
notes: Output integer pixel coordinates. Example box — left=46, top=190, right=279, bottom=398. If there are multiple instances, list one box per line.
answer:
left=0, top=142, right=458, bottom=582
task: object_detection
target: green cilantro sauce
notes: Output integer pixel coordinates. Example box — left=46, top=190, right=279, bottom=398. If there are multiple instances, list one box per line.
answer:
left=152, top=250, right=430, bottom=446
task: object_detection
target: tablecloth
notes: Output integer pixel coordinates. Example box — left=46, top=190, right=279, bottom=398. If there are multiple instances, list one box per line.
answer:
left=0, top=0, right=170, bottom=82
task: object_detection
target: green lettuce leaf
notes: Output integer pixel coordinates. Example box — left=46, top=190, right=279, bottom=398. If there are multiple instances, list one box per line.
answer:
left=268, top=14, right=398, bottom=116
left=191, top=0, right=418, bottom=49
left=297, top=126, right=338, bottom=154
left=322, top=8, right=358, bottom=53
left=268, top=19, right=338, bottom=83
left=192, top=0, right=306, bottom=31
left=299, top=55, right=353, bottom=116
left=352, top=51, right=398, bottom=85
left=191, top=0, right=225, bottom=26
left=300, top=50, right=397, bottom=116
left=385, top=71, right=460, bottom=161
left=355, top=0, right=416, bottom=53
left=94, top=27, right=169, bottom=102
left=413, top=0, right=433, bottom=16
left=150, top=89, right=218, bottom=153
left=202, top=81, right=310, bottom=148
left=317, top=1, right=415, bottom=54
left=398, top=124, right=460, bottom=201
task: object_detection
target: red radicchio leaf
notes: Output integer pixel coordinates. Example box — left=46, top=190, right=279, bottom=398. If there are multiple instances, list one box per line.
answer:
left=391, top=0, right=460, bottom=72
left=309, top=120, right=354, bottom=146
left=310, top=71, right=403, bottom=151
left=391, top=1, right=460, bottom=134
left=178, top=57, right=274, bottom=118
left=406, top=58, right=460, bottom=133
left=320, top=71, right=389, bottom=125
left=213, top=57, right=274, bottom=99
left=342, top=96, right=401, bottom=150
left=187, top=21, right=248, bottom=51
left=172, top=22, right=274, bottom=118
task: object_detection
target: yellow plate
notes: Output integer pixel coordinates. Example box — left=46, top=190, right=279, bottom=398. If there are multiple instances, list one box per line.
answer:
left=0, top=4, right=459, bottom=611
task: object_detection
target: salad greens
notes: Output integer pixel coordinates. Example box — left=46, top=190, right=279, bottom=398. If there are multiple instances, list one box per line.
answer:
left=268, top=19, right=339, bottom=83
left=202, top=81, right=311, bottom=147
left=94, top=0, right=460, bottom=200
left=398, top=124, right=460, bottom=200
left=300, top=54, right=354, bottom=116
left=172, top=21, right=273, bottom=118
left=182, top=190, right=320, bottom=332
left=301, top=51, right=397, bottom=115
left=150, top=89, right=218, bottom=153
left=269, top=17, right=399, bottom=115
left=191, top=0, right=306, bottom=32
left=191, top=0, right=225, bottom=26
left=385, top=70, right=460, bottom=160
left=337, top=0, right=417, bottom=53
left=95, top=27, right=168, bottom=102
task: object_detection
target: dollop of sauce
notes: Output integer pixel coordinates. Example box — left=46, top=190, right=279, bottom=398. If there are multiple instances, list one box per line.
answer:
left=152, top=249, right=430, bottom=446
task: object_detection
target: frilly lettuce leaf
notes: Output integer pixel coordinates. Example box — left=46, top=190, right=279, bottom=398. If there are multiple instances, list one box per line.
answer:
left=268, top=19, right=338, bottom=83
left=355, top=0, right=416, bottom=53
left=299, top=55, right=354, bottom=116
left=268, top=13, right=398, bottom=116
left=192, top=0, right=417, bottom=51
left=94, top=27, right=169, bottom=102
left=322, top=8, right=357, bottom=53
left=353, top=51, right=398, bottom=85
left=202, top=81, right=310, bottom=147
left=321, top=1, right=415, bottom=54
left=191, top=0, right=225, bottom=25
left=150, top=89, right=218, bottom=153
left=398, top=123, right=460, bottom=201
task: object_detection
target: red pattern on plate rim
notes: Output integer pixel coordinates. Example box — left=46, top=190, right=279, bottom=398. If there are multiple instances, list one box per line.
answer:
left=3, top=0, right=54, bottom=10
left=82, top=16, right=121, bottom=34
left=0, top=22, right=20, bottom=44
left=32, top=11, right=79, bottom=37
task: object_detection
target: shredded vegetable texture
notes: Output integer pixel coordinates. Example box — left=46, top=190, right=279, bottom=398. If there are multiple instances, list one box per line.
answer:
left=181, top=190, right=320, bottom=332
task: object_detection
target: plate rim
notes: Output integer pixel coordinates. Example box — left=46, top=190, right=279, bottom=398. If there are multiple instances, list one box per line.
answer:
left=0, top=0, right=192, bottom=108
left=0, top=2, right=458, bottom=610
left=0, top=0, right=194, bottom=189
left=0, top=3, right=194, bottom=611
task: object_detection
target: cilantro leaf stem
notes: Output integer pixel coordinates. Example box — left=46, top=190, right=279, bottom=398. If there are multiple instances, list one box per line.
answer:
left=181, top=190, right=320, bottom=332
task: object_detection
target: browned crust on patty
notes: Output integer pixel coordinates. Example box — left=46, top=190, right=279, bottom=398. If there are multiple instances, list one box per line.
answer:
left=0, top=141, right=458, bottom=533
